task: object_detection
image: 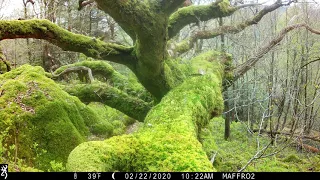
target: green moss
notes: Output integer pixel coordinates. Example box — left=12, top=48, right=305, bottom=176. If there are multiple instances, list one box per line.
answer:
left=0, top=61, right=9, bottom=74
left=164, top=58, right=191, bottom=88
left=63, top=81, right=152, bottom=121
left=88, top=102, right=136, bottom=137
left=54, top=60, right=153, bottom=102
left=67, top=135, right=139, bottom=172
left=168, top=0, right=235, bottom=38
left=0, top=20, right=133, bottom=63
left=0, top=65, right=107, bottom=171
left=218, top=0, right=231, bottom=14
left=189, top=51, right=223, bottom=77
left=283, top=154, right=301, bottom=163
left=174, top=40, right=191, bottom=54
left=67, top=52, right=225, bottom=171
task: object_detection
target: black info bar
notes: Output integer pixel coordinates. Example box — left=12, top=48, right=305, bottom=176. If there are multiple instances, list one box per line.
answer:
left=1, top=172, right=319, bottom=180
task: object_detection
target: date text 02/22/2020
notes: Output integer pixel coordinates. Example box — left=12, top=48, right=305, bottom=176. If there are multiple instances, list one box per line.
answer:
left=122, top=172, right=255, bottom=180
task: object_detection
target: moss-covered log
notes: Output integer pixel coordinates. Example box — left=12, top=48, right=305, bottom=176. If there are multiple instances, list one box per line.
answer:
left=52, top=66, right=94, bottom=83
left=66, top=52, right=225, bottom=171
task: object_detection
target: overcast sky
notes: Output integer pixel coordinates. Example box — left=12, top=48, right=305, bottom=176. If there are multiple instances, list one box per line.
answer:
left=0, top=0, right=23, bottom=18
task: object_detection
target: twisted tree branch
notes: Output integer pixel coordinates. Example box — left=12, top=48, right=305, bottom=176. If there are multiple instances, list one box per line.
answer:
left=172, top=0, right=292, bottom=55
left=0, top=19, right=135, bottom=67
left=63, top=82, right=152, bottom=121
left=51, top=66, right=94, bottom=83
left=53, top=61, right=153, bottom=103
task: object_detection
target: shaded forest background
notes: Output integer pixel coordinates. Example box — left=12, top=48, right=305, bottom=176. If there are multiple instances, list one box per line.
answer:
left=0, top=0, right=320, bottom=172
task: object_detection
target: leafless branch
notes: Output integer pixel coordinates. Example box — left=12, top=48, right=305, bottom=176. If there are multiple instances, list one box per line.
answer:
left=238, top=142, right=272, bottom=172
left=234, top=23, right=320, bottom=81
left=301, top=58, right=320, bottom=69
left=252, top=129, right=320, bottom=142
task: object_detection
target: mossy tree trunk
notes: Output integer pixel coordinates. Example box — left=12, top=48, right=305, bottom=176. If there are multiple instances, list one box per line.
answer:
left=67, top=53, right=225, bottom=171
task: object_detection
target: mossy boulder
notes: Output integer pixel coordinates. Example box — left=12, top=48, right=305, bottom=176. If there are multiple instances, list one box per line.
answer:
left=0, top=64, right=108, bottom=171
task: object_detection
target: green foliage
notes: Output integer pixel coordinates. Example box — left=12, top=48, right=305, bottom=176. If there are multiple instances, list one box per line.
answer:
left=0, top=65, right=109, bottom=171
left=49, top=160, right=66, bottom=172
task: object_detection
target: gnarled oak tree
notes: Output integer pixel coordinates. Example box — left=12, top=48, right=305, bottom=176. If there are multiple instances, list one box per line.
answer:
left=2, top=0, right=316, bottom=171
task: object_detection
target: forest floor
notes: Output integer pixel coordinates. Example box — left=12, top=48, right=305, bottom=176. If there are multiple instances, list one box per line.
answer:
left=209, top=118, right=320, bottom=172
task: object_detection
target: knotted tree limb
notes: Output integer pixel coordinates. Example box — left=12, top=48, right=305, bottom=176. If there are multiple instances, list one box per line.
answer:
left=53, top=61, right=154, bottom=103
left=63, top=82, right=152, bottom=121
left=234, top=23, right=320, bottom=81
left=53, top=61, right=154, bottom=121
left=0, top=19, right=135, bottom=67
left=78, top=0, right=95, bottom=10
left=51, top=66, right=94, bottom=83
left=172, top=0, right=292, bottom=55
left=94, top=0, right=175, bottom=100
